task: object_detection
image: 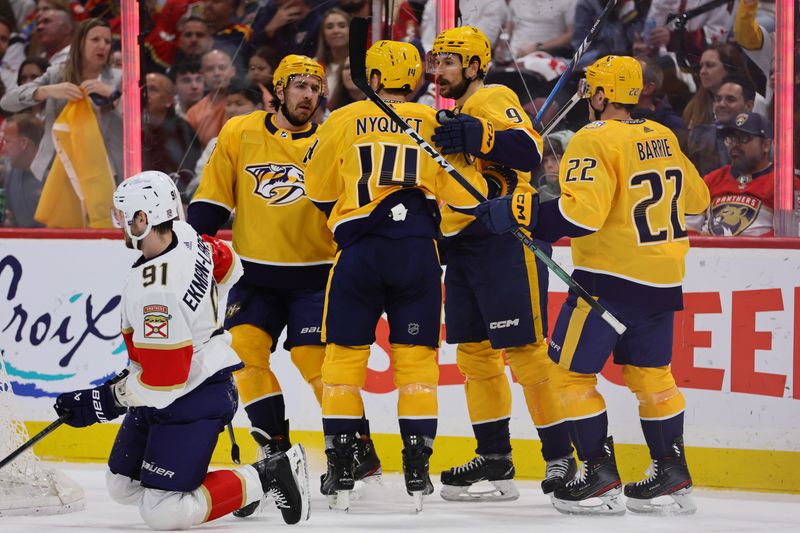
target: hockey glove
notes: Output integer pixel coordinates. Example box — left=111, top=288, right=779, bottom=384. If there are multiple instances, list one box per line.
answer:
left=474, top=192, right=539, bottom=235
left=482, top=165, right=519, bottom=199
left=55, top=381, right=127, bottom=428
left=432, top=112, right=495, bottom=157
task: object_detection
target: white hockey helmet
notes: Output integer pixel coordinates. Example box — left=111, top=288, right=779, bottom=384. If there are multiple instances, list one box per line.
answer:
left=113, top=171, right=180, bottom=244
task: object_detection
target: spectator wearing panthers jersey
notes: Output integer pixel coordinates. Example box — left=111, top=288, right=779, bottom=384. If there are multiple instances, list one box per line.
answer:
left=691, top=112, right=798, bottom=236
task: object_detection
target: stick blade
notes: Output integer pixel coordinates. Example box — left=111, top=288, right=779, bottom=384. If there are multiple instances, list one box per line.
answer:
left=348, top=16, right=371, bottom=94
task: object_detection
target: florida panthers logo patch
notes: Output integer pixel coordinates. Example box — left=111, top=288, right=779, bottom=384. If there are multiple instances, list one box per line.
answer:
left=143, top=305, right=170, bottom=339
left=708, top=195, right=761, bottom=236
left=246, top=162, right=306, bottom=206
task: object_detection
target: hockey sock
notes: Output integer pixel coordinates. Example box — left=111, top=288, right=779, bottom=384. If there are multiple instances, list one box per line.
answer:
left=244, top=395, right=287, bottom=440
left=473, top=417, right=512, bottom=456
left=198, top=466, right=261, bottom=523
left=536, top=422, right=573, bottom=461
left=641, top=412, right=685, bottom=458
left=567, top=411, right=609, bottom=461
left=506, top=343, right=573, bottom=460
left=622, top=365, right=686, bottom=458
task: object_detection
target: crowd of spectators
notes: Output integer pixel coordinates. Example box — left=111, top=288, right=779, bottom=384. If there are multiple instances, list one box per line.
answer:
left=0, top=0, right=796, bottom=238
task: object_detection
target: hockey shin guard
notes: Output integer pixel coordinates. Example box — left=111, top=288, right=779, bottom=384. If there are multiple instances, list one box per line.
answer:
left=321, top=344, right=370, bottom=437
left=506, top=342, right=573, bottom=460
left=457, top=341, right=512, bottom=454
left=554, top=365, right=608, bottom=461
left=290, top=344, right=326, bottom=404
left=622, top=365, right=686, bottom=458
left=230, top=325, right=287, bottom=439
left=393, top=344, right=439, bottom=440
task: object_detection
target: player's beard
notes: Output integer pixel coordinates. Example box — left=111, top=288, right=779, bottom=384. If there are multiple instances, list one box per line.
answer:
left=281, top=100, right=314, bottom=127
left=438, top=74, right=469, bottom=101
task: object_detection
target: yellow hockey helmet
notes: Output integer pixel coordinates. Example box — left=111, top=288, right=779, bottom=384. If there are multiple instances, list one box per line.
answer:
left=584, top=55, right=643, bottom=105
left=273, top=54, right=326, bottom=94
left=431, top=26, right=492, bottom=73
left=365, top=40, right=422, bottom=91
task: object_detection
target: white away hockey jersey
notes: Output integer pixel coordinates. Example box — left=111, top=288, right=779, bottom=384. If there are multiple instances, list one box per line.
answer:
left=119, top=221, right=243, bottom=409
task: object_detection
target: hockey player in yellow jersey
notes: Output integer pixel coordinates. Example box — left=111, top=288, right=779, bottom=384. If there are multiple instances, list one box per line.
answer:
left=427, top=26, right=575, bottom=501
left=187, top=54, right=381, bottom=517
left=476, top=55, right=710, bottom=516
left=305, top=39, right=488, bottom=512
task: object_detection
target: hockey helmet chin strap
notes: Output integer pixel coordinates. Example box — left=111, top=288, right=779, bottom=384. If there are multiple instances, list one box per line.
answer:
left=124, top=212, right=153, bottom=249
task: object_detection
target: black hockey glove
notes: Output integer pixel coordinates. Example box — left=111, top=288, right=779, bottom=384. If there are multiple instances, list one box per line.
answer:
left=482, top=165, right=519, bottom=199
left=474, top=192, right=539, bottom=235
left=432, top=112, right=495, bottom=157
left=55, top=381, right=127, bottom=428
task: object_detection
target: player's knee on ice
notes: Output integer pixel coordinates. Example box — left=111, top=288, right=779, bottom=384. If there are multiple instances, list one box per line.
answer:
left=106, top=470, right=144, bottom=506
left=137, top=487, right=206, bottom=530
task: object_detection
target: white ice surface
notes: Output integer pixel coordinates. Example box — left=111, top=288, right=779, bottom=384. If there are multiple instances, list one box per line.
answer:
left=2, top=463, right=799, bottom=532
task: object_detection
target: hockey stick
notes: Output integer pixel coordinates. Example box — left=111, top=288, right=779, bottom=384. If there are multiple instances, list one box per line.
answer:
left=540, top=79, right=589, bottom=137
left=532, top=0, right=619, bottom=129
left=0, top=415, right=67, bottom=470
left=0, top=369, right=131, bottom=471
left=348, top=17, right=626, bottom=335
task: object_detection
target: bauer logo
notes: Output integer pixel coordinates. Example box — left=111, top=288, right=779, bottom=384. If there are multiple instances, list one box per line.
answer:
left=247, top=162, right=306, bottom=206
left=300, top=326, right=321, bottom=334
left=142, top=460, right=176, bottom=478
left=489, top=319, right=519, bottom=329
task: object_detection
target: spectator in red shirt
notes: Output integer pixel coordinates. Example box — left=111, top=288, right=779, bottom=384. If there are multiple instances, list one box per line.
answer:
left=689, top=112, right=799, bottom=236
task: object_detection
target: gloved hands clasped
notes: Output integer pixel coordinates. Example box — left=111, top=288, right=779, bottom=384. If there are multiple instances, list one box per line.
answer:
left=54, top=370, right=130, bottom=427
left=474, top=192, right=539, bottom=235
left=432, top=110, right=495, bottom=157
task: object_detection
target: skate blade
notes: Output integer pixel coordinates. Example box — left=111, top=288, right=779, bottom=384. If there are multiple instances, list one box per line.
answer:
left=327, top=490, right=351, bottom=512
left=626, top=488, right=697, bottom=515
left=412, top=490, right=424, bottom=513
left=358, top=467, right=383, bottom=485
left=285, top=444, right=311, bottom=521
left=440, top=480, right=520, bottom=502
left=552, top=486, right=626, bottom=516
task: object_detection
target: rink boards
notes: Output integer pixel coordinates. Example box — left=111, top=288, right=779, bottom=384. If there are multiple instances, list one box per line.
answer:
left=1, top=233, right=799, bottom=492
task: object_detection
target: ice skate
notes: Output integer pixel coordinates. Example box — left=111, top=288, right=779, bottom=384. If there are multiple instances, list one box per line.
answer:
left=320, top=433, right=356, bottom=511
left=541, top=454, right=577, bottom=495
left=552, top=437, right=625, bottom=516
left=439, top=454, right=519, bottom=502
left=624, top=436, right=696, bottom=515
left=402, top=434, right=434, bottom=512
left=234, top=427, right=291, bottom=517
left=354, top=434, right=382, bottom=483
left=253, top=443, right=310, bottom=524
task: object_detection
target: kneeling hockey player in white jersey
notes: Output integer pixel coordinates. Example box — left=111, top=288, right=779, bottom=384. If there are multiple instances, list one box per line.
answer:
left=53, top=171, right=310, bottom=530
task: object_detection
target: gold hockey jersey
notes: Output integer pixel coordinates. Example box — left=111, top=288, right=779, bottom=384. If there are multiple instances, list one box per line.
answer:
left=190, top=111, right=335, bottom=288
left=305, top=99, right=487, bottom=246
left=557, top=118, right=710, bottom=309
left=441, top=84, right=543, bottom=237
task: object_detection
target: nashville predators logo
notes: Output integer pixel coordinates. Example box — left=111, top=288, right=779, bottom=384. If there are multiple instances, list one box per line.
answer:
left=143, top=313, right=170, bottom=339
left=709, top=198, right=761, bottom=236
left=246, top=162, right=306, bottom=206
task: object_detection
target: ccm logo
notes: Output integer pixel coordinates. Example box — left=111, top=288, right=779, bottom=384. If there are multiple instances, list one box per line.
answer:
left=301, top=327, right=322, bottom=334
left=489, top=319, right=519, bottom=330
